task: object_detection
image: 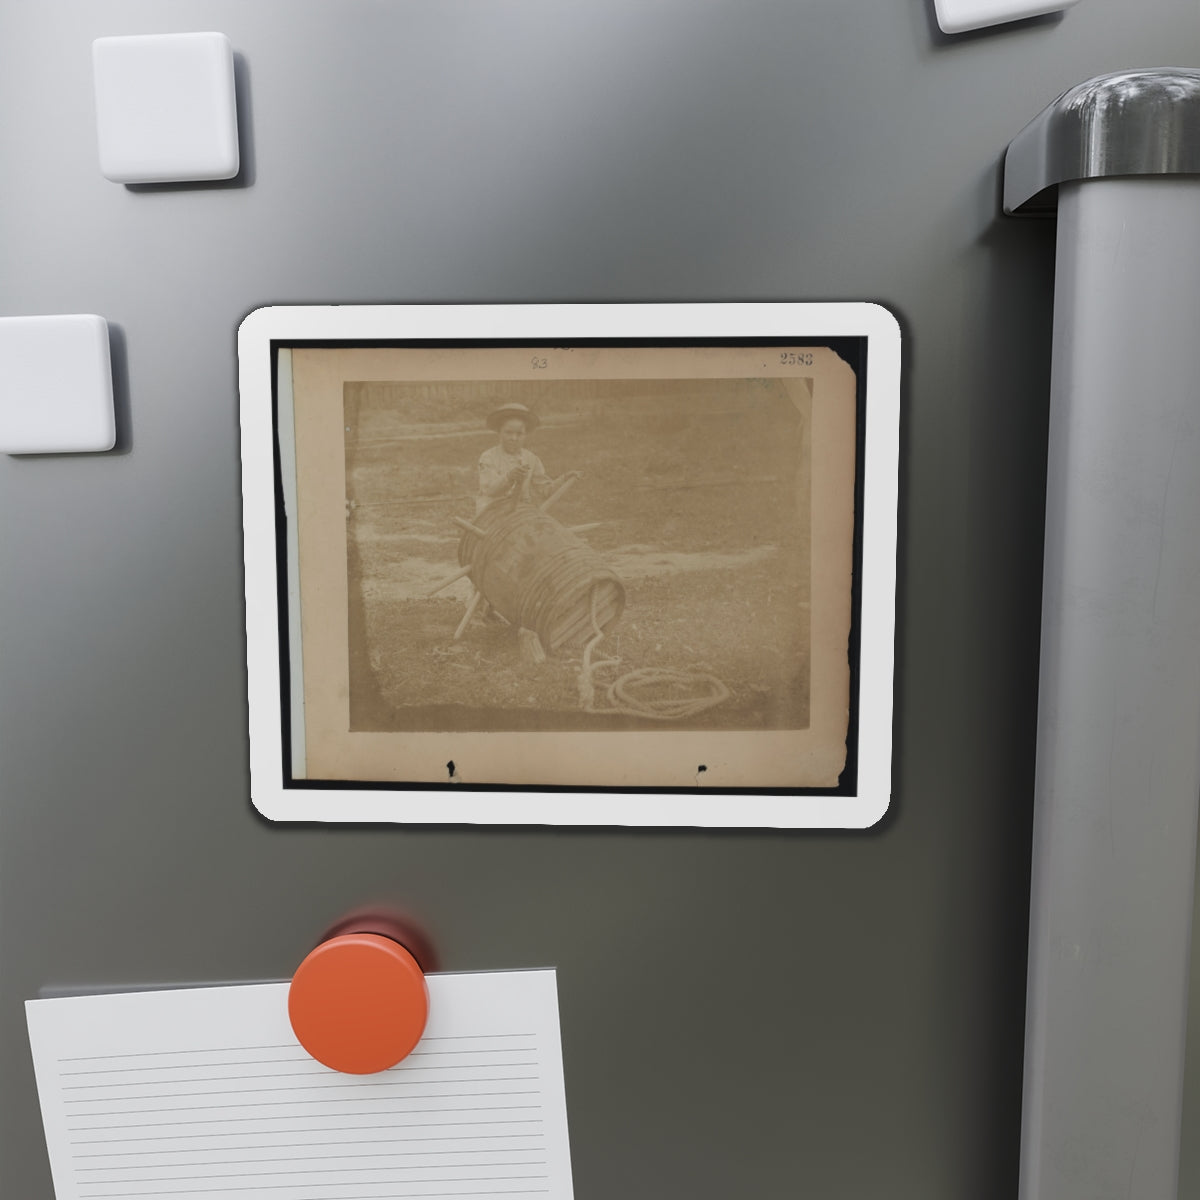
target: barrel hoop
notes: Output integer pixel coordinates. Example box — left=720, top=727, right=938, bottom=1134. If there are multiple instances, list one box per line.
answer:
left=456, top=500, right=625, bottom=651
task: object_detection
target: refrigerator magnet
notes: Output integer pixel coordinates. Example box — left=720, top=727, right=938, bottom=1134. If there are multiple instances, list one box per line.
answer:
left=237, top=303, right=901, bottom=827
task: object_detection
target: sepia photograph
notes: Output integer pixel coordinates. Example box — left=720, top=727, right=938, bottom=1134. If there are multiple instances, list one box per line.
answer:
left=278, top=341, right=859, bottom=791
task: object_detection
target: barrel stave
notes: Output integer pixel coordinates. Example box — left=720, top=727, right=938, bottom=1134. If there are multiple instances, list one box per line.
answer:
left=455, top=501, right=625, bottom=652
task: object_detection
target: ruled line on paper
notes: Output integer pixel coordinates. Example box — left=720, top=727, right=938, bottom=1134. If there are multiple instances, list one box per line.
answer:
left=75, top=1143, right=546, bottom=1160
left=69, top=1119, right=546, bottom=1140
left=59, top=1045, right=301, bottom=1062
left=68, top=1105, right=544, bottom=1122
left=65, top=1080, right=542, bottom=1103
left=67, top=1073, right=541, bottom=1092
left=66, top=1058, right=538, bottom=1078
left=64, top=1081, right=545, bottom=1104
left=73, top=1131, right=549, bottom=1147
left=28, top=974, right=573, bottom=1200
left=68, top=1080, right=547, bottom=1099
left=66, top=1097, right=543, bottom=1115
left=77, top=1177, right=549, bottom=1184
left=62, top=1062, right=317, bottom=1077
left=78, top=1158, right=550, bottom=1171
left=61, top=1048, right=537, bottom=1078
left=69, top=1123, right=544, bottom=1146
left=66, top=1099, right=541, bottom=1118
left=76, top=1184, right=552, bottom=1195
left=79, top=1190, right=551, bottom=1199
left=81, top=1171, right=554, bottom=1183
left=64, top=1066, right=319, bottom=1080
left=69, top=1116, right=544, bottom=1134
left=78, top=1191, right=552, bottom=1199
left=68, top=1113, right=547, bottom=1132
left=65, top=1085, right=542, bottom=1103
left=72, top=1110, right=544, bottom=1123
left=421, top=1034, right=538, bottom=1041
left=70, top=1119, right=545, bottom=1130
left=75, top=1186, right=554, bottom=1196
left=66, top=1094, right=543, bottom=1122
left=72, top=1131, right=548, bottom=1148
left=64, top=1068, right=541, bottom=1091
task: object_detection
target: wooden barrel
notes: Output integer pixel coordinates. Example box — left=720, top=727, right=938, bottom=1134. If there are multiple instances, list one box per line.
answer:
left=458, top=500, right=625, bottom=653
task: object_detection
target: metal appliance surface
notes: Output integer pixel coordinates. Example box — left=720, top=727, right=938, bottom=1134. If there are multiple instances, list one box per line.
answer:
left=3, top=2, right=1200, bottom=1198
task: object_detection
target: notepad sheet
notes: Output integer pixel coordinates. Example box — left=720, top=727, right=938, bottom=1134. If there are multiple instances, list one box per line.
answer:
left=26, top=970, right=573, bottom=1200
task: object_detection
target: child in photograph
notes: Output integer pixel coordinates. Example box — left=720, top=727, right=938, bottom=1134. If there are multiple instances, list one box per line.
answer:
left=475, top=403, right=557, bottom=514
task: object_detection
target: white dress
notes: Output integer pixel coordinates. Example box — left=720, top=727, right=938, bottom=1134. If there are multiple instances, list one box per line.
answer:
left=475, top=444, right=549, bottom=514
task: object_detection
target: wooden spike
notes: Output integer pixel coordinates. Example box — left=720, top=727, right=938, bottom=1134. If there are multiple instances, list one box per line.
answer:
left=453, top=589, right=483, bottom=640
left=424, top=564, right=473, bottom=596
left=452, top=516, right=488, bottom=537
left=567, top=522, right=602, bottom=534
left=518, top=627, right=546, bottom=663
left=539, top=472, right=579, bottom=512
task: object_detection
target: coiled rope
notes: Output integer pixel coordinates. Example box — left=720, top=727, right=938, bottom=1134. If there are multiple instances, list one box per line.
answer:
left=461, top=502, right=730, bottom=719
left=578, top=587, right=730, bottom=721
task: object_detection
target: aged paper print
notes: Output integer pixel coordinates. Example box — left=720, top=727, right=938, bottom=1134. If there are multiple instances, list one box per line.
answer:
left=284, top=343, right=856, bottom=789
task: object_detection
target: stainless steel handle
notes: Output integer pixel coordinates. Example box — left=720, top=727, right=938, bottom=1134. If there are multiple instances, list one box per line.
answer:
left=1004, top=68, right=1200, bottom=215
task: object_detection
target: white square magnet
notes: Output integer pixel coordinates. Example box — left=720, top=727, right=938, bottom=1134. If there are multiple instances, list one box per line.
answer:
left=0, top=315, right=115, bottom=454
left=934, top=0, right=1081, bottom=34
left=92, top=32, right=239, bottom=184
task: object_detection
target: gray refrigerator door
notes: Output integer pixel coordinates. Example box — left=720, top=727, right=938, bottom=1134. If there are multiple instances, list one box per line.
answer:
left=2, top=2, right=1200, bottom=1198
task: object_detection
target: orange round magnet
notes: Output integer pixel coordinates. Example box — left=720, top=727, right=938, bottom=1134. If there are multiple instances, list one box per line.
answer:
left=288, top=933, right=429, bottom=1074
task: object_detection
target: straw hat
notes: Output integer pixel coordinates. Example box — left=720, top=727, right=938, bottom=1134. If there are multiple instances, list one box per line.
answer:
left=486, top=403, right=540, bottom=432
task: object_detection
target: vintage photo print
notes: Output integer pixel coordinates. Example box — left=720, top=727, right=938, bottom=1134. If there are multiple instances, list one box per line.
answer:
left=278, top=342, right=858, bottom=790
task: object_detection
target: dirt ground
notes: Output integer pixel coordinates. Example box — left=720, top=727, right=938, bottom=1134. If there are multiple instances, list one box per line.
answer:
left=344, top=379, right=810, bottom=732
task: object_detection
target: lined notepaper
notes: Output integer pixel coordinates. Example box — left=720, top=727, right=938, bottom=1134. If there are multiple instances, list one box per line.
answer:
left=26, top=971, right=573, bottom=1200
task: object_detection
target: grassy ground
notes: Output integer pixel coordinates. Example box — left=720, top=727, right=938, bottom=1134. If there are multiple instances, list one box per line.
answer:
left=345, top=380, right=810, bottom=732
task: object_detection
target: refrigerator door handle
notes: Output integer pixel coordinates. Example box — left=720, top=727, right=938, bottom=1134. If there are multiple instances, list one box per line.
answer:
left=1005, top=67, right=1200, bottom=216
